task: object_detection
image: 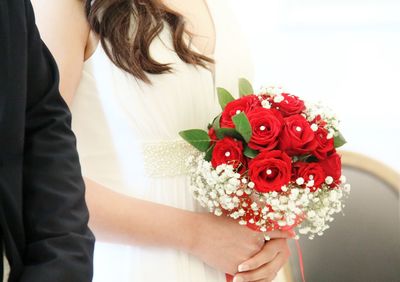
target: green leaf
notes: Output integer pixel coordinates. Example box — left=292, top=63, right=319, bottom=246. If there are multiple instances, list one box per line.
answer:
left=238, top=78, right=254, bottom=97
left=334, top=131, right=347, bottom=148
left=212, top=114, right=221, bottom=131
left=204, top=144, right=215, bottom=162
left=179, top=129, right=211, bottom=152
left=296, top=154, right=316, bottom=163
left=232, top=112, right=252, bottom=143
left=215, top=128, right=242, bottom=140
left=244, top=146, right=259, bottom=158
left=217, top=87, right=235, bottom=110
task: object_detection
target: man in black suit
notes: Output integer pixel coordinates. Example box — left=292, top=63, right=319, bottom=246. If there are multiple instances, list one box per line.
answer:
left=0, top=0, right=94, bottom=281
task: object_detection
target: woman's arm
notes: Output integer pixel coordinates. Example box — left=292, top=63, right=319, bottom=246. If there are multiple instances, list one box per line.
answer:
left=32, top=0, right=90, bottom=106
left=84, top=178, right=199, bottom=249
left=84, top=178, right=291, bottom=277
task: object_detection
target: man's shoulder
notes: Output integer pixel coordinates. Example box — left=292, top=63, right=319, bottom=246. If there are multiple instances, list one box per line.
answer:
left=0, top=0, right=30, bottom=112
left=0, top=0, right=29, bottom=32
left=0, top=0, right=29, bottom=59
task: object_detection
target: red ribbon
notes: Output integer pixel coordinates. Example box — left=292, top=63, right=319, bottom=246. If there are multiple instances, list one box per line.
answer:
left=295, top=240, right=306, bottom=282
left=225, top=274, right=233, bottom=282
left=295, top=239, right=306, bottom=282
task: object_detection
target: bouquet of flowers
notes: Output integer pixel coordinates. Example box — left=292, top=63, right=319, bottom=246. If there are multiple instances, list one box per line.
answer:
left=179, top=78, right=350, bottom=240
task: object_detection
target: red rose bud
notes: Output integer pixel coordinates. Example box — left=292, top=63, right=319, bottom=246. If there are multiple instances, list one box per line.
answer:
left=248, top=150, right=292, bottom=193
left=208, top=127, right=218, bottom=144
left=313, top=127, right=335, bottom=160
left=311, top=115, right=327, bottom=128
left=279, top=114, right=317, bottom=156
left=320, top=152, right=342, bottom=184
left=247, top=108, right=283, bottom=151
left=293, top=162, right=326, bottom=191
left=211, top=137, right=246, bottom=171
left=271, top=93, right=305, bottom=117
left=220, top=95, right=261, bottom=128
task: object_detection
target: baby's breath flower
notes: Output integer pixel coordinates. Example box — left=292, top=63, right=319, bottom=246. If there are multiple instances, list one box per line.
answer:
left=296, top=177, right=305, bottom=185
left=186, top=140, right=349, bottom=240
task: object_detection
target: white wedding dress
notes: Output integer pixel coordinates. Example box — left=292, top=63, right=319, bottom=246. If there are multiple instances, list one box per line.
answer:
left=71, top=1, right=286, bottom=281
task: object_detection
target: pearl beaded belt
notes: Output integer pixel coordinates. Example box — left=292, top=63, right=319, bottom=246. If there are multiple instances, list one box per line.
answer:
left=141, top=140, right=199, bottom=178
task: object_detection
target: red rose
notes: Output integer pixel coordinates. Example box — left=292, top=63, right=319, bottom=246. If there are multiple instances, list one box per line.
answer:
left=247, top=108, right=283, bottom=151
left=279, top=114, right=317, bottom=156
left=313, top=127, right=335, bottom=160
left=208, top=127, right=218, bottom=144
left=320, top=152, right=342, bottom=183
left=211, top=137, right=245, bottom=171
left=271, top=93, right=305, bottom=117
left=311, top=115, right=327, bottom=128
left=248, top=150, right=292, bottom=193
left=269, top=108, right=285, bottom=124
left=220, top=95, right=261, bottom=128
left=293, top=162, right=326, bottom=191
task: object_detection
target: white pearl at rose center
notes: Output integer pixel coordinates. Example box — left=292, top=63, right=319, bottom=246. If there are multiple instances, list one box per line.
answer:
left=260, top=125, right=266, bottom=131
left=296, top=126, right=302, bottom=132
left=236, top=110, right=241, bottom=115
left=225, top=151, right=231, bottom=157
left=266, top=169, right=272, bottom=175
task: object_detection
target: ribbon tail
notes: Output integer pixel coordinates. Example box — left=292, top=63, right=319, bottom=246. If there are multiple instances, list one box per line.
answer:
left=295, top=239, right=306, bottom=282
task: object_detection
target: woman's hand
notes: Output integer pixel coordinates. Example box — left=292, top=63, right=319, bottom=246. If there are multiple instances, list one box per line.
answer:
left=233, top=238, right=291, bottom=282
left=189, top=213, right=294, bottom=275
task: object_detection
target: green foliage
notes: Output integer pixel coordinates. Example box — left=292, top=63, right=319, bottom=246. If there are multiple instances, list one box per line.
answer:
left=179, top=129, right=211, bottom=152
left=217, top=87, right=235, bottom=110
left=215, top=128, right=242, bottom=140
left=334, top=131, right=347, bottom=148
left=232, top=112, right=252, bottom=143
left=204, top=144, right=215, bottom=161
left=238, top=78, right=254, bottom=97
left=244, top=146, right=259, bottom=158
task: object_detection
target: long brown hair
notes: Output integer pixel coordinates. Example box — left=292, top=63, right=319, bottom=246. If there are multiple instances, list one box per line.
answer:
left=84, top=0, right=214, bottom=83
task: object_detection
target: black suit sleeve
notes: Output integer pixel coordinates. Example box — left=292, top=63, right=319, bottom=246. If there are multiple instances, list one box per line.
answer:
left=20, top=1, right=95, bottom=281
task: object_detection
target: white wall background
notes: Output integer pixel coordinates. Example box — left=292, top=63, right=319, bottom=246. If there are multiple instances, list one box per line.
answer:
left=231, top=0, right=400, bottom=172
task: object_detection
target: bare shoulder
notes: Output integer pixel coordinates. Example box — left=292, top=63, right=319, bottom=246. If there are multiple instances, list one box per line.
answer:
left=31, top=0, right=92, bottom=104
left=164, top=0, right=216, bottom=56
left=31, top=0, right=90, bottom=52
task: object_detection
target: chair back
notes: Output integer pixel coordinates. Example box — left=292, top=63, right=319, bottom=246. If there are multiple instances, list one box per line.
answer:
left=287, top=151, right=400, bottom=282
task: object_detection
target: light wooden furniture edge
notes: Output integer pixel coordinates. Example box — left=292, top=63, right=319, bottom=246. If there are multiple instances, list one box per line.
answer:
left=339, top=150, right=400, bottom=192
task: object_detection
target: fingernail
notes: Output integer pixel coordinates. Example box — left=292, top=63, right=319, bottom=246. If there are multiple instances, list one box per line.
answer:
left=238, top=264, right=250, bottom=272
left=233, top=276, right=244, bottom=282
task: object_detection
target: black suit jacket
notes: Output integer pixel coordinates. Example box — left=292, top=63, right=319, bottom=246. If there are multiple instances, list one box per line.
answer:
left=0, top=0, right=94, bottom=281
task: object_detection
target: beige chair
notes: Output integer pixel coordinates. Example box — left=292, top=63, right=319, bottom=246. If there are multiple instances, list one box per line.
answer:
left=286, top=151, right=400, bottom=282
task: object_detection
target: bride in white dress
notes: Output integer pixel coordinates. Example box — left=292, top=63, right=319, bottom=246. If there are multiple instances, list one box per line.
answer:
left=32, top=0, right=292, bottom=281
